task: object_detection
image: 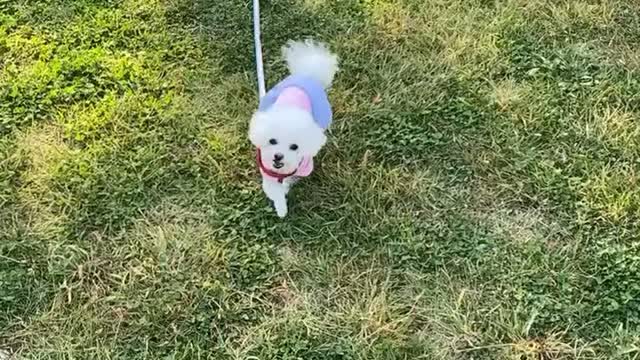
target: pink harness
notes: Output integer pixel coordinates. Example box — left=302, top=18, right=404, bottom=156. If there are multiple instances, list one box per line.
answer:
left=256, top=149, right=313, bottom=183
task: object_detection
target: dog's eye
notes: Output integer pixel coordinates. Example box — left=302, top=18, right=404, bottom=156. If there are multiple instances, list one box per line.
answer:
left=289, top=144, right=298, bottom=151
left=269, top=138, right=278, bottom=145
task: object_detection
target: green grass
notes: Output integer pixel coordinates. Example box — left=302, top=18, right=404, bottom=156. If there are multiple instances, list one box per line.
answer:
left=1, top=0, right=640, bottom=358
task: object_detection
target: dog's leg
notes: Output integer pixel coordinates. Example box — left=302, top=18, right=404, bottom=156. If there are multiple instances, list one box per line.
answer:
left=262, top=178, right=288, bottom=218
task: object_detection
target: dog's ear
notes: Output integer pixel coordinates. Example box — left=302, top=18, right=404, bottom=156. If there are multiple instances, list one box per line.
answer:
left=305, top=128, right=327, bottom=157
left=248, top=112, right=269, bottom=147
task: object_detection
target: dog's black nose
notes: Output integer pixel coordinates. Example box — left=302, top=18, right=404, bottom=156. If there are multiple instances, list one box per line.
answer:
left=274, top=153, right=284, bottom=161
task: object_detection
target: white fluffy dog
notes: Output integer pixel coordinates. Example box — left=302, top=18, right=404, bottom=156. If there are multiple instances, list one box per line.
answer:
left=249, top=40, right=338, bottom=217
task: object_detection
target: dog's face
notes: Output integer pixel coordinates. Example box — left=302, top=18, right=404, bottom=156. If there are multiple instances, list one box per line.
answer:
left=249, top=107, right=326, bottom=174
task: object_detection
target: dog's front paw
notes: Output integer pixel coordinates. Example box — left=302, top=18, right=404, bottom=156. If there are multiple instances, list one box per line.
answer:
left=274, top=202, right=288, bottom=218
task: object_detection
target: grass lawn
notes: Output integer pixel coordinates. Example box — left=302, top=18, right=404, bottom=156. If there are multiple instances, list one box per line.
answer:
left=1, top=0, right=640, bottom=358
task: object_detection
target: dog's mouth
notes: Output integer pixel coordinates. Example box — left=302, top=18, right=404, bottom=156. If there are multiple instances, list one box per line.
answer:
left=272, top=162, right=284, bottom=169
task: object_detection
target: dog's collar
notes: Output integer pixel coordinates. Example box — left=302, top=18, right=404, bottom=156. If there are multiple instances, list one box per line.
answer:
left=256, top=149, right=297, bottom=183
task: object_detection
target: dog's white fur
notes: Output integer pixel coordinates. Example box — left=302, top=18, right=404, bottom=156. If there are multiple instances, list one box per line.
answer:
left=249, top=40, right=338, bottom=217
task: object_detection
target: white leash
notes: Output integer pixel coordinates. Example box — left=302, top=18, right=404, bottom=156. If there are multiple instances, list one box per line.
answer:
left=252, top=0, right=266, bottom=98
